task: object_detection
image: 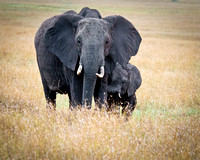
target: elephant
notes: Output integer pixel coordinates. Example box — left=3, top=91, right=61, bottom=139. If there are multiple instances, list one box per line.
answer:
left=107, top=63, right=142, bottom=117
left=34, top=7, right=142, bottom=109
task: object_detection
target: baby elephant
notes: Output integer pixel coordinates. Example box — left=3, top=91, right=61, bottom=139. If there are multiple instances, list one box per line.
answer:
left=107, top=63, right=142, bottom=117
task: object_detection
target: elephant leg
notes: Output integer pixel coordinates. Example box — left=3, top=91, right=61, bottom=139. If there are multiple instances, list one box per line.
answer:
left=94, top=86, right=107, bottom=110
left=43, top=84, right=56, bottom=110
left=113, top=98, right=120, bottom=115
left=127, top=93, right=137, bottom=113
left=131, top=93, right=137, bottom=112
left=94, top=76, right=108, bottom=109
left=68, top=93, right=73, bottom=110
left=41, top=77, right=57, bottom=110
left=122, top=93, right=137, bottom=118
left=46, top=91, right=56, bottom=110
left=106, top=94, right=112, bottom=112
left=70, top=74, right=83, bottom=108
left=105, top=94, right=119, bottom=115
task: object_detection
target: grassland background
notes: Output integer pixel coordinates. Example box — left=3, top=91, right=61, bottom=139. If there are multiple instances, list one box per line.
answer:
left=0, top=0, right=200, bottom=159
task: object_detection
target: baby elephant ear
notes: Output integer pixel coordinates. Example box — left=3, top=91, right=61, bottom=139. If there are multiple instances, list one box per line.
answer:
left=104, top=16, right=142, bottom=66
left=45, top=14, right=82, bottom=71
left=127, top=65, right=142, bottom=96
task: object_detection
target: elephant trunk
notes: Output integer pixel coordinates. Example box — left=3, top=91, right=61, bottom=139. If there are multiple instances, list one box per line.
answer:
left=107, top=83, right=121, bottom=94
left=77, top=45, right=105, bottom=108
left=82, top=73, right=97, bottom=107
left=81, top=57, right=100, bottom=107
left=80, top=64, right=104, bottom=107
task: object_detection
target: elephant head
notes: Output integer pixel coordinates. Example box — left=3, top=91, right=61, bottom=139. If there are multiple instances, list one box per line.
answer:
left=107, top=63, right=142, bottom=97
left=44, top=8, right=141, bottom=107
left=78, top=7, right=102, bottom=18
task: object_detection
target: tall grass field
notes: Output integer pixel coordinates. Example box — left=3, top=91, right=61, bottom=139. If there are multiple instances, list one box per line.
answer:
left=0, top=0, right=200, bottom=159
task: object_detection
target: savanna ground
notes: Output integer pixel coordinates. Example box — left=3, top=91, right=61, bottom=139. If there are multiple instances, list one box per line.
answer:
left=0, top=0, right=200, bottom=159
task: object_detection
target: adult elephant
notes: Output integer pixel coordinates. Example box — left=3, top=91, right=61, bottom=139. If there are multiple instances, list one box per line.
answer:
left=34, top=7, right=141, bottom=109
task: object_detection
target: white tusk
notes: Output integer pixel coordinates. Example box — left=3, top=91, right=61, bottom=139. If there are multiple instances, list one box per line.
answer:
left=96, top=66, right=104, bottom=78
left=118, top=92, right=122, bottom=98
left=77, top=65, right=82, bottom=75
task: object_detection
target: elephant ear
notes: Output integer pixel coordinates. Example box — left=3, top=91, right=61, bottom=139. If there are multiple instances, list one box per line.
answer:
left=45, top=14, right=82, bottom=71
left=104, top=16, right=142, bottom=66
left=127, top=64, right=142, bottom=96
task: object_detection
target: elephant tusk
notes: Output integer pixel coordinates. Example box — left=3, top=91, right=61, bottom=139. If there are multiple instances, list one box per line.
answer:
left=96, top=66, right=104, bottom=78
left=118, top=92, right=122, bottom=98
left=77, top=64, right=83, bottom=75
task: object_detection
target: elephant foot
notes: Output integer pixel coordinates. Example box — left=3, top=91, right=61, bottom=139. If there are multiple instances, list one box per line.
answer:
left=122, top=104, right=136, bottom=120
left=46, top=100, right=56, bottom=110
left=106, top=104, right=120, bottom=116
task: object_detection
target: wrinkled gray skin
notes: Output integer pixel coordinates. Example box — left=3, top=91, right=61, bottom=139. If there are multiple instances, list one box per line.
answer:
left=34, top=7, right=141, bottom=109
left=107, top=63, right=142, bottom=116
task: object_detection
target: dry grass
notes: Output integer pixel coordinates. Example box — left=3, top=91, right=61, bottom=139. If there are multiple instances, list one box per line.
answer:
left=1, top=108, right=199, bottom=159
left=0, top=0, right=200, bottom=159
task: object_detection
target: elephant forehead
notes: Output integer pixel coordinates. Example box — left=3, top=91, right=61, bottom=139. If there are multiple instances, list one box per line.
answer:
left=113, top=66, right=128, bottom=79
left=78, top=18, right=109, bottom=34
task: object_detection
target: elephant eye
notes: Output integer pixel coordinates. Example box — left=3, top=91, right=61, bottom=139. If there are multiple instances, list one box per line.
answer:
left=105, top=38, right=110, bottom=46
left=76, top=37, right=82, bottom=46
left=122, top=79, right=127, bottom=85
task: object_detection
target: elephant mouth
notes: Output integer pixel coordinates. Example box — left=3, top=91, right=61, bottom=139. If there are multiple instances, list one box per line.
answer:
left=77, top=64, right=105, bottom=78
